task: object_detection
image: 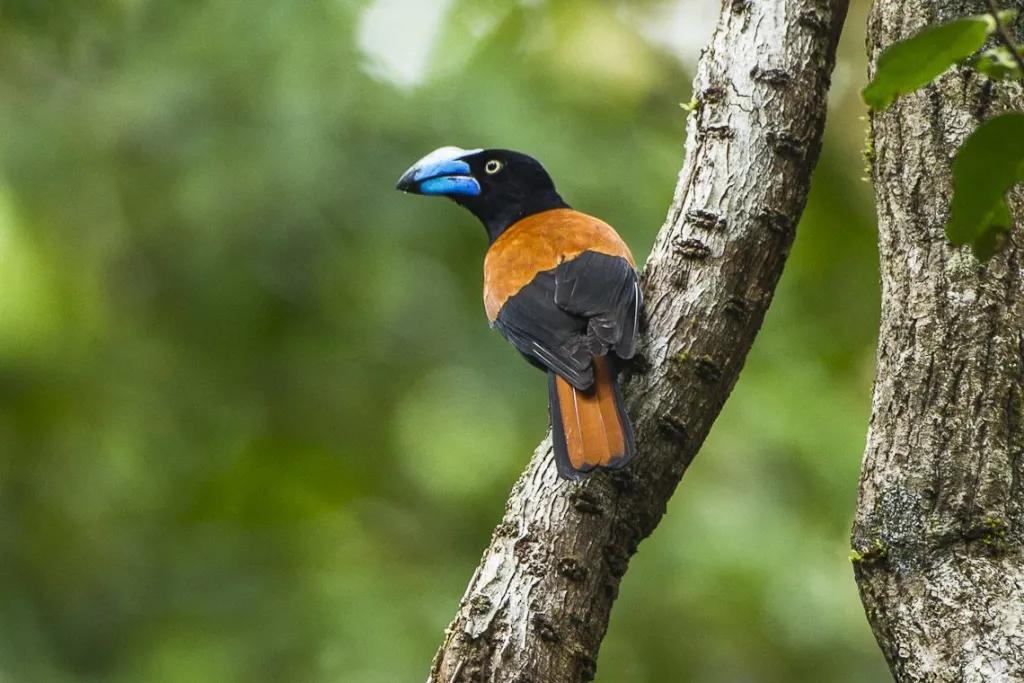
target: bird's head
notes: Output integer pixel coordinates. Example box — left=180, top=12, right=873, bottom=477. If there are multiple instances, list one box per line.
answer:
left=396, top=146, right=569, bottom=243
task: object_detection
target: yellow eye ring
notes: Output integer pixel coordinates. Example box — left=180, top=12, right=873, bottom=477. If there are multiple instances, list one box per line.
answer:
left=484, top=159, right=503, bottom=175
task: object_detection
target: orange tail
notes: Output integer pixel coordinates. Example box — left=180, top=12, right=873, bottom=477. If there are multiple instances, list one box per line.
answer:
left=548, top=356, right=634, bottom=480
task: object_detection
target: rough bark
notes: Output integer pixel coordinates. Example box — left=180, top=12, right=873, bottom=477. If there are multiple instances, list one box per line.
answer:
left=427, top=2, right=849, bottom=681
left=853, top=2, right=1024, bottom=681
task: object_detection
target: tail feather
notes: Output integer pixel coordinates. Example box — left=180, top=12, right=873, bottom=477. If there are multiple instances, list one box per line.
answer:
left=548, top=356, right=634, bottom=480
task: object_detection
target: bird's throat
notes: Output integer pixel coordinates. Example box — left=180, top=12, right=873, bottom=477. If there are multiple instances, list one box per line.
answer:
left=456, top=190, right=570, bottom=244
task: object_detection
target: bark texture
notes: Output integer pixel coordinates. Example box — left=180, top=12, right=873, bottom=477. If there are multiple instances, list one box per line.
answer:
left=854, top=2, right=1024, bottom=681
left=428, top=2, right=849, bottom=681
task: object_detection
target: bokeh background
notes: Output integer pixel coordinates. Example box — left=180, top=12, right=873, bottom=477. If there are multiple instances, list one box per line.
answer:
left=0, top=1, right=888, bottom=681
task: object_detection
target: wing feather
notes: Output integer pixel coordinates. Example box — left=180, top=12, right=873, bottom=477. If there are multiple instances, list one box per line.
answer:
left=493, top=251, right=642, bottom=387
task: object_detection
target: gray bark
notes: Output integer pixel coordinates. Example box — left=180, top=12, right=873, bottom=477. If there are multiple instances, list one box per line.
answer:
left=853, top=2, right=1024, bottom=681
left=427, top=1, right=849, bottom=681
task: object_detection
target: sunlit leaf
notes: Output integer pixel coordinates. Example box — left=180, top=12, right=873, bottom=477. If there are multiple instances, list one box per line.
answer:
left=947, top=112, right=1024, bottom=260
left=862, top=11, right=1015, bottom=110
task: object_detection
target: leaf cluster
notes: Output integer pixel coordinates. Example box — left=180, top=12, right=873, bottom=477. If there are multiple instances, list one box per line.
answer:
left=862, top=10, right=1024, bottom=260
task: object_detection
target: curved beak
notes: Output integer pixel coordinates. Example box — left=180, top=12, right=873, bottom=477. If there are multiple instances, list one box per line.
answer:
left=396, top=146, right=483, bottom=196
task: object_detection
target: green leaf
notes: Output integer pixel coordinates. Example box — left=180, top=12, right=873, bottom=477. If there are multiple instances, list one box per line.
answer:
left=947, top=112, right=1024, bottom=260
left=970, top=46, right=1024, bottom=81
left=862, top=11, right=1016, bottom=111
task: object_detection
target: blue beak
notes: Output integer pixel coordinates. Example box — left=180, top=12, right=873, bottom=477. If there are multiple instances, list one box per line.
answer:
left=396, top=146, right=482, bottom=197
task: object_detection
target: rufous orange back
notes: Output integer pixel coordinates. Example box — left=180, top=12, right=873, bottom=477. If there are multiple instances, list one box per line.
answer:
left=482, top=208, right=635, bottom=323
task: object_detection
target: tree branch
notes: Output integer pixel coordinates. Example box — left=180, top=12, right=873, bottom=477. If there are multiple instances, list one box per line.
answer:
left=428, top=1, right=849, bottom=681
left=855, top=1, right=1024, bottom=680
left=987, top=0, right=1024, bottom=74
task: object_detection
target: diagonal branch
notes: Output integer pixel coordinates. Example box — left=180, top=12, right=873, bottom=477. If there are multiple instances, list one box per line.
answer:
left=427, top=1, right=849, bottom=681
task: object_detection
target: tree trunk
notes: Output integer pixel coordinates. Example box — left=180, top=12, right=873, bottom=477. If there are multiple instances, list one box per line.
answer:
left=853, top=2, right=1024, bottom=681
left=427, top=1, right=849, bottom=681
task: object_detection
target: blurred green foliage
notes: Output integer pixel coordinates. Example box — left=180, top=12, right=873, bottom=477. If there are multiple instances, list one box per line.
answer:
left=0, top=1, right=887, bottom=682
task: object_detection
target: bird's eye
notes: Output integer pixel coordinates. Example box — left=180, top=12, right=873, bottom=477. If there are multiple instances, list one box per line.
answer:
left=484, top=159, right=503, bottom=175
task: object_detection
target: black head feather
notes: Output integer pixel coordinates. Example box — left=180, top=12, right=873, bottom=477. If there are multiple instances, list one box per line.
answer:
left=398, top=148, right=570, bottom=243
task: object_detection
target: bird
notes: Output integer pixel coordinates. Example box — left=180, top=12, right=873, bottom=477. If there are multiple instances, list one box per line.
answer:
left=396, top=146, right=643, bottom=480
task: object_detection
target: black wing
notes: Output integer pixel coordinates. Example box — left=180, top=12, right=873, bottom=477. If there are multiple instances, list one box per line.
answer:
left=493, top=251, right=642, bottom=390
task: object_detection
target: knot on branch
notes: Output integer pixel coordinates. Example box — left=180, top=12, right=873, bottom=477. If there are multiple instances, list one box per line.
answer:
left=574, top=651, right=598, bottom=682
left=569, top=489, right=603, bottom=515
left=557, top=557, right=589, bottom=582
left=674, top=238, right=712, bottom=260
left=724, top=295, right=750, bottom=321
left=531, top=613, right=561, bottom=643
left=751, top=66, right=793, bottom=88
left=657, top=415, right=688, bottom=445
left=687, top=209, right=727, bottom=231
left=849, top=539, right=888, bottom=569
left=702, top=87, right=727, bottom=104
left=468, top=594, right=492, bottom=616
left=695, top=355, right=724, bottom=383
left=494, top=520, right=517, bottom=538
left=703, top=123, right=735, bottom=140
left=965, top=516, right=1011, bottom=555
left=607, top=468, right=636, bottom=493
left=755, top=208, right=794, bottom=236
left=767, top=131, right=806, bottom=158
left=798, top=10, right=829, bottom=36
